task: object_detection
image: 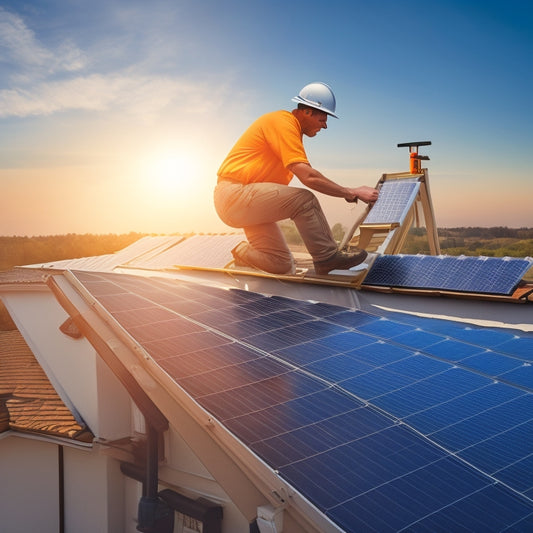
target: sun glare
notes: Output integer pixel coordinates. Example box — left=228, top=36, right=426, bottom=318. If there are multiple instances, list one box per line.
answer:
left=147, top=153, right=195, bottom=195
left=128, top=145, right=220, bottom=232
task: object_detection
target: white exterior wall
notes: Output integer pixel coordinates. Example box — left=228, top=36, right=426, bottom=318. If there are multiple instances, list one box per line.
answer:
left=1, top=289, right=132, bottom=440
left=0, top=435, right=135, bottom=533
left=0, top=436, right=60, bottom=533
left=159, top=426, right=250, bottom=533
left=0, top=288, right=250, bottom=532
left=63, top=445, right=127, bottom=533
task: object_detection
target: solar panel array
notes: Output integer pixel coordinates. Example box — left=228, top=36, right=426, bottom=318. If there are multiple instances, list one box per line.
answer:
left=71, top=271, right=533, bottom=531
left=363, top=179, right=420, bottom=225
left=134, top=233, right=246, bottom=269
left=364, top=254, right=533, bottom=295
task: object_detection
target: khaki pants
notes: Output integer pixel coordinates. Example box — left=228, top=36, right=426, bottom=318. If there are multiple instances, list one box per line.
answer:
left=214, top=180, right=337, bottom=274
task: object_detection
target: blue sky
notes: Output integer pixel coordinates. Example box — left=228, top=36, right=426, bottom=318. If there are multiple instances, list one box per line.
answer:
left=1, top=0, right=532, bottom=236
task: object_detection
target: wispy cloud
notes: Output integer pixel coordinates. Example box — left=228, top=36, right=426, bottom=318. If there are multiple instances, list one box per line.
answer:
left=0, top=73, right=214, bottom=118
left=0, top=7, right=86, bottom=76
left=0, top=7, right=219, bottom=119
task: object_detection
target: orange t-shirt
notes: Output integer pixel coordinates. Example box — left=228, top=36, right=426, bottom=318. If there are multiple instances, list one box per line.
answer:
left=217, top=110, right=309, bottom=185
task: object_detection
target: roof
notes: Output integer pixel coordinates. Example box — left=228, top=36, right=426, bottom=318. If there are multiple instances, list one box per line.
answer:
left=45, top=269, right=533, bottom=531
left=20, top=234, right=533, bottom=303
left=3, top=231, right=533, bottom=531
left=0, top=328, right=93, bottom=443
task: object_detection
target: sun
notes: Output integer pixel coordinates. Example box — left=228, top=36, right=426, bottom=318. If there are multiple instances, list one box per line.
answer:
left=133, top=148, right=203, bottom=203
left=129, top=146, right=217, bottom=231
left=148, top=153, right=195, bottom=194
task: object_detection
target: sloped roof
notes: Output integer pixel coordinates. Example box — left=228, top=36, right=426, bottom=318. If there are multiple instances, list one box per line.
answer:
left=48, top=269, right=533, bottom=531
left=21, top=235, right=533, bottom=302
left=0, top=329, right=93, bottom=443
left=5, top=233, right=533, bottom=530
left=21, top=235, right=185, bottom=272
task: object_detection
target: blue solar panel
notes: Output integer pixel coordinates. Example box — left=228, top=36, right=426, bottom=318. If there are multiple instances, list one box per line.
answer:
left=403, top=383, right=526, bottom=434
left=458, top=420, right=533, bottom=473
left=422, top=338, right=488, bottom=361
left=404, top=484, right=533, bottom=532
left=364, top=254, right=533, bottom=295
left=461, top=351, right=525, bottom=376
left=431, top=394, right=533, bottom=450
left=69, top=271, right=533, bottom=532
left=501, top=365, right=533, bottom=390
left=364, top=179, right=420, bottom=224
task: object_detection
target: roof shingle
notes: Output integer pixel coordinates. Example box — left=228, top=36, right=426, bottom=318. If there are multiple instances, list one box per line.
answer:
left=0, top=329, right=93, bottom=443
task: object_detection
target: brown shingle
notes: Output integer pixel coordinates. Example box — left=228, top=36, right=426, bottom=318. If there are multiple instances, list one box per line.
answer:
left=0, top=329, right=93, bottom=443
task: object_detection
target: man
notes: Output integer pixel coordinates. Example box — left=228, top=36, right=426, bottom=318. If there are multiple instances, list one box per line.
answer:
left=214, top=82, right=379, bottom=275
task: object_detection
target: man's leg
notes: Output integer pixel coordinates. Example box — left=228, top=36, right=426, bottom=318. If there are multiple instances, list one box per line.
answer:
left=238, top=223, right=294, bottom=274
left=215, top=180, right=337, bottom=249
left=215, top=181, right=365, bottom=274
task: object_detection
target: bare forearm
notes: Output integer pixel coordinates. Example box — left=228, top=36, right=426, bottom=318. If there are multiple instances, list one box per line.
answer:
left=290, top=162, right=349, bottom=196
left=289, top=162, right=379, bottom=203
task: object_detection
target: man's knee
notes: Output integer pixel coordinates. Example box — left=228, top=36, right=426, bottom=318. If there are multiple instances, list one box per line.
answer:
left=291, top=188, right=321, bottom=216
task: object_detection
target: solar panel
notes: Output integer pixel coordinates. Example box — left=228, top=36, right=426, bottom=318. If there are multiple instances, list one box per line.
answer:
left=133, top=233, right=245, bottom=269
left=363, top=254, right=533, bottom=295
left=69, top=271, right=533, bottom=532
left=363, top=179, right=420, bottom=225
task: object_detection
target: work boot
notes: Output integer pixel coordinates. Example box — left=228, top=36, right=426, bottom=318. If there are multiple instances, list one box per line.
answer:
left=313, top=248, right=368, bottom=275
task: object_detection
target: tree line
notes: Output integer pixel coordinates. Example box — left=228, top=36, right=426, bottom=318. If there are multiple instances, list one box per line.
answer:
left=1, top=227, right=532, bottom=330
left=1, top=227, right=532, bottom=272
left=0, top=232, right=147, bottom=271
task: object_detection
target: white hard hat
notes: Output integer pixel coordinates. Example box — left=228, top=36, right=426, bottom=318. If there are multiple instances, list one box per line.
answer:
left=292, top=82, right=338, bottom=118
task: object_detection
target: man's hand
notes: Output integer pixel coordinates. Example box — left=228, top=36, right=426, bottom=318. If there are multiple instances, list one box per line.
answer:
left=345, top=186, right=379, bottom=204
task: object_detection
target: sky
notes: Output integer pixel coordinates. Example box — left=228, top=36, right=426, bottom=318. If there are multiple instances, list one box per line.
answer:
left=0, top=0, right=532, bottom=237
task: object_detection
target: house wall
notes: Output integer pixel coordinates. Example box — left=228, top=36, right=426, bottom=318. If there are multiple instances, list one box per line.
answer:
left=0, top=435, right=137, bottom=533
left=1, top=289, right=256, bottom=532
left=0, top=436, right=60, bottom=533
left=158, top=425, right=250, bottom=533
left=1, top=289, right=132, bottom=440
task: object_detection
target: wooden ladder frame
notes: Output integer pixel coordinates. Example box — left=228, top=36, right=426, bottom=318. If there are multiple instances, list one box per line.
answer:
left=341, top=168, right=441, bottom=255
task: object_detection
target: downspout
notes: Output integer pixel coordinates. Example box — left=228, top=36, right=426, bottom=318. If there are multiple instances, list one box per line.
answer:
left=58, top=445, right=65, bottom=533
left=121, top=423, right=223, bottom=532
left=143, top=423, right=159, bottom=502
left=136, top=422, right=174, bottom=532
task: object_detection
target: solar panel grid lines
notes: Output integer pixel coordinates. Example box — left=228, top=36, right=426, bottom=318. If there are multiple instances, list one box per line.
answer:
left=279, top=424, right=449, bottom=510
left=313, top=329, right=380, bottom=353
left=68, top=271, right=533, bottom=532
left=499, top=365, right=533, bottom=391
left=141, top=329, right=233, bottom=360
left=176, top=355, right=292, bottom=398
left=110, top=306, right=179, bottom=329
left=196, top=370, right=327, bottom=421
left=371, top=367, right=493, bottom=418
left=127, top=316, right=205, bottom=343
left=157, top=343, right=263, bottom=380
left=495, top=455, right=533, bottom=497
left=377, top=309, right=533, bottom=363
left=491, top=337, right=533, bottom=362
left=364, top=179, right=420, bottom=225
left=428, top=394, right=533, bottom=452
left=401, top=383, right=527, bottom=434
left=363, top=254, right=533, bottom=295
left=458, top=420, right=533, bottom=475
left=422, top=338, right=489, bottom=362
left=224, top=388, right=366, bottom=447
left=461, top=351, right=526, bottom=378
left=244, top=320, right=349, bottom=352
left=214, top=309, right=313, bottom=338
left=402, top=484, right=533, bottom=532
left=246, top=405, right=393, bottom=469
